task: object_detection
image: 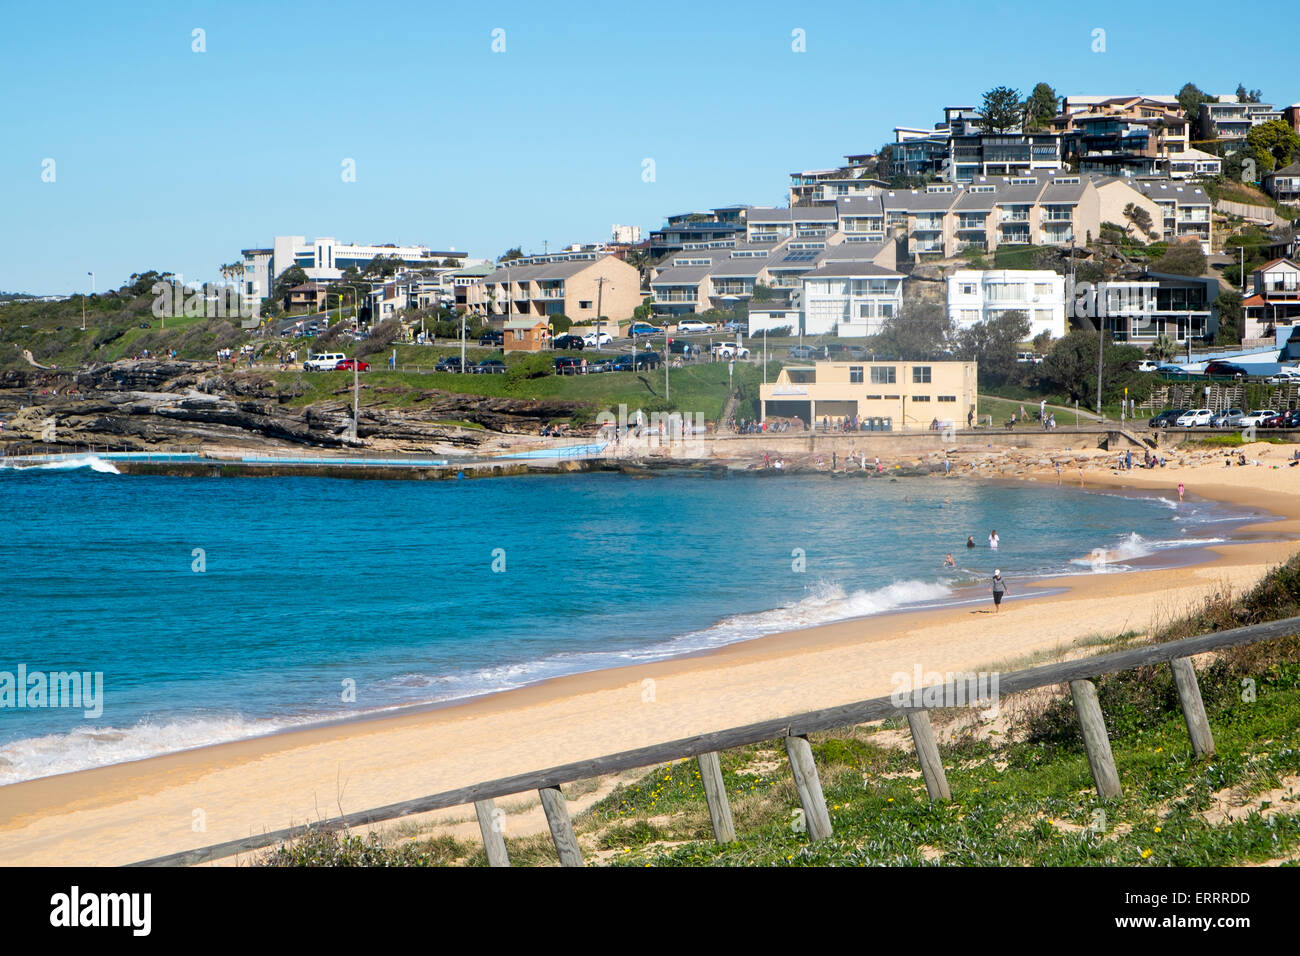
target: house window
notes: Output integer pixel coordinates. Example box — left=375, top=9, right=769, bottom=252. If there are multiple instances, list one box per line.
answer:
left=938, top=395, right=957, bottom=402
left=870, top=366, right=896, bottom=384
left=579, top=300, right=593, bottom=309
left=866, top=394, right=882, bottom=400
left=912, top=366, right=931, bottom=383
left=913, top=395, right=931, bottom=402
left=960, top=283, right=976, bottom=295
left=850, top=366, right=864, bottom=383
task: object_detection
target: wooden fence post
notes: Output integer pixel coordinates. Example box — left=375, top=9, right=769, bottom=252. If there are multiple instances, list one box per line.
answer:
left=1069, top=679, right=1122, bottom=799
left=538, top=786, right=584, bottom=867
left=784, top=735, right=833, bottom=841
left=696, top=751, right=735, bottom=843
left=1170, top=657, right=1215, bottom=757
left=473, top=798, right=510, bottom=867
left=905, top=711, right=951, bottom=802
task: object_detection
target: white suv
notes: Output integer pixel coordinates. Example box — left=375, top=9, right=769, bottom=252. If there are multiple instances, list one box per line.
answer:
left=1175, top=408, right=1213, bottom=427
left=303, top=352, right=346, bottom=371
left=711, top=342, right=750, bottom=359
left=676, top=320, right=716, bottom=333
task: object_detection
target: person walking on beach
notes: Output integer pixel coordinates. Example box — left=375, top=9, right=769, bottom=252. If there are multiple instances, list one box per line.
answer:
left=1178, top=482, right=1185, bottom=502
left=991, top=570, right=1006, bottom=613
left=989, top=530, right=999, bottom=550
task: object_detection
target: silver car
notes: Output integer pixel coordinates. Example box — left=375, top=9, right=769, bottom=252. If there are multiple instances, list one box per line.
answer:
left=1211, top=408, right=1245, bottom=427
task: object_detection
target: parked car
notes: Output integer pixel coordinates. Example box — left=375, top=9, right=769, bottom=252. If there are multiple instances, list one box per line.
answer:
left=1156, top=364, right=1191, bottom=379
left=435, top=355, right=472, bottom=373
left=676, top=320, right=716, bottom=333
left=334, top=358, right=370, bottom=372
left=1267, top=368, right=1300, bottom=384
left=1136, top=360, right=1159, bottom=372
left=552, top=334, right=585, bottom=350
left=788, top=344, right=818, bottom=360
left=1148, top=409, right=1187, bottom=428
left=1016, top=351, right=1044, bottom=365
left=1237, top=410, right=1274, bottom=429
left=554, top=356, right=584, bottom=375
left=472, top=359, right=508, bottom=374
left=600, top=355, right=634, bottom=372
left=636, top=351, right=663, bottom=369
left=669, top=340, right=700, bottom=355
left=711, top=342, right=750, bottom=359
left=303, top=352, right=347, bottom=371
left=627, top=323, right=663, bottom=337
left=478, top=329, right=504, bottom=346
left=582, top=331, right=613, bottom=347
left=1260, top=411, right=1288, bottom=428
left=1175, top=408, right=1214, bottom=427
left=1204, top=361, right=1247, bottom=380
left=722, top=321, right=746, bottom=334
left=1282, top=409, right=1300, bottom=429
left=1210, top=408, right=1246, bottom=427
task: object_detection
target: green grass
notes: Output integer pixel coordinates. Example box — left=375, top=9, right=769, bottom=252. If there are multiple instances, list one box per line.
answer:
left=976, top=394, right=1087, bottom=428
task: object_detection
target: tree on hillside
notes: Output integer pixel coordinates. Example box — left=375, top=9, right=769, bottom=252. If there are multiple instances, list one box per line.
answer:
left=1246, top=119, right=1300, bottom=173
left=1177, top=82, right=1214, bottom=125
left=1150, top=241, right=1207, bottom=277
left=956, top=310, right=1030, bottom=385
left=270, top=265, right=309, bottom=303
left=499, top=247, right=524, bottom=263
left=870, top=301, right=955, bottom=361
left=1123, top=202, right=1156, bottom=240
left=1040, top=331, right=1148, bottom=407
left=980, top=86, right=1023, bottom=133
left=1215, top=290, right=1243, bottom=345
left=1025, top=82, right=1059, bottom=129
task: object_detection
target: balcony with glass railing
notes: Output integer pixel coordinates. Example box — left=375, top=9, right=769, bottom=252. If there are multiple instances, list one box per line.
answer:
left=1040, top=225, right=1074, bottom=243
left=913, top=216, right=945, bottom=232
left=652, top=288, right=698, bottom=303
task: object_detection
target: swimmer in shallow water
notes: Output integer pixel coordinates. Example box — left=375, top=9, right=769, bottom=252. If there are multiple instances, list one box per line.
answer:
left=966, top=536, right=976, bottom=549
left=944, top=553, right=955, bottom=567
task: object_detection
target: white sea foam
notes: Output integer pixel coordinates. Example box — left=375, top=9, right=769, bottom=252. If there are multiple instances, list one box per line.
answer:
left=1071, top=532, right=1227, bottom=571
left=4, top=455, right=121, bottom=474
left=0, top=713, right=320, bottom=785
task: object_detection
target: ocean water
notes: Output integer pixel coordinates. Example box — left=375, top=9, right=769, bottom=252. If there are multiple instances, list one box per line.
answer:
left=0, top=459, right=1269, bottom=784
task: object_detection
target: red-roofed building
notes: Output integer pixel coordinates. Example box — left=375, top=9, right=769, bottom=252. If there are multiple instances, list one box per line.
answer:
left=1243, top=259, right=1300, bottom=341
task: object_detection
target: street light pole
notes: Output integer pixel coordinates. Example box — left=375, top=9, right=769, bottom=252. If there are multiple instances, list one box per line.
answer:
left=83, top=271, right=94, bottom=330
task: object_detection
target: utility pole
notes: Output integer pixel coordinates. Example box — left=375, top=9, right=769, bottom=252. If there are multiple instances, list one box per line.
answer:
left=460, top=310, right=466, bottom=373
left=665, top=328, right=670, bottom=402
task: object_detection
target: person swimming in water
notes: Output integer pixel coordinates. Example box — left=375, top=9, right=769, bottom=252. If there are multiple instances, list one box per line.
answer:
left=966, top=536, right=976, bottom=549
left=989, top=530, right=1000, bottom=550
left=944, top=553, right=955, bottom=567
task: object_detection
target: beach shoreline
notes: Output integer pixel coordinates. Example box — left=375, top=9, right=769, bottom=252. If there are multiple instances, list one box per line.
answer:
left=4, top=441, right=1300, bottom=866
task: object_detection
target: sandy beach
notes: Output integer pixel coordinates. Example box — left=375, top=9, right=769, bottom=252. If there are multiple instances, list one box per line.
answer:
left=3, top=440, right=1300, bottom=866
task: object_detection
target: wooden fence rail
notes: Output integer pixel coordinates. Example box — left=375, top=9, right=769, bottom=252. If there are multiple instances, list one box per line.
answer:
left=128, top=615, right=1300, bottom=867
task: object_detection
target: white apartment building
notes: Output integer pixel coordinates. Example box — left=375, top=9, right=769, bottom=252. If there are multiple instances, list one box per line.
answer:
left=947, top=269, right=1066, bottom=340
left=801, top=260, right=905, bottom=337
left=240, top=236, right=466, bottom=299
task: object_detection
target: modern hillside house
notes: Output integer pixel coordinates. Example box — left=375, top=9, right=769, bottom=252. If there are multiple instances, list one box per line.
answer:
left=467, top=253, right=640, bottom=324
left=1264, top=161, right=1300, bottom=205
left=1052, top=97, right=1191, bottom=179
left=1084, top=272, right=1219, bottom=345
left=947, top=270, right=1066, bottom=339
left=760, top=361, right=977, bottom=431
left=890, top=106, right=1063, bottom=184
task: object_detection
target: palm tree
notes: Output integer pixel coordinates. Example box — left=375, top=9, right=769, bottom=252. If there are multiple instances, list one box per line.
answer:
left=1150, top=333, right=1176, bottom=362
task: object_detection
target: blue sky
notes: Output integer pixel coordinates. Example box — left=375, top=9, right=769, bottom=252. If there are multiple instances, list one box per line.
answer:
left=1, top=0, right=1293, bottom=294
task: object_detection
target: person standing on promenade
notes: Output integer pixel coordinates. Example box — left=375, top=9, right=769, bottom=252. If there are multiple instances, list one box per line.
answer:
left=991, top=570, right=1006, bottom=613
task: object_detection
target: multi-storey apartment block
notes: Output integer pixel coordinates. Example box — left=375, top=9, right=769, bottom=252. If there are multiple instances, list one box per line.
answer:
left=788, top=165, right=887, bottom=206
left=1130, top=180, right=1212, bottom=253
left=648, top=207, right=750, bottom=258
left=1196, top=97, right=1280, bottom=151
left=467, top=253, right=640, bottom=324
left=947, top=269, right=1067, bottom=339
left=890, top=107, right=1064, bottom=184
left=760, top=361, right=978, bottom=431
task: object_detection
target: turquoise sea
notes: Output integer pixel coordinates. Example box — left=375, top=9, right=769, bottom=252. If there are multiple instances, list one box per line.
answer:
left=0, top=459, right=1270, bottom=784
